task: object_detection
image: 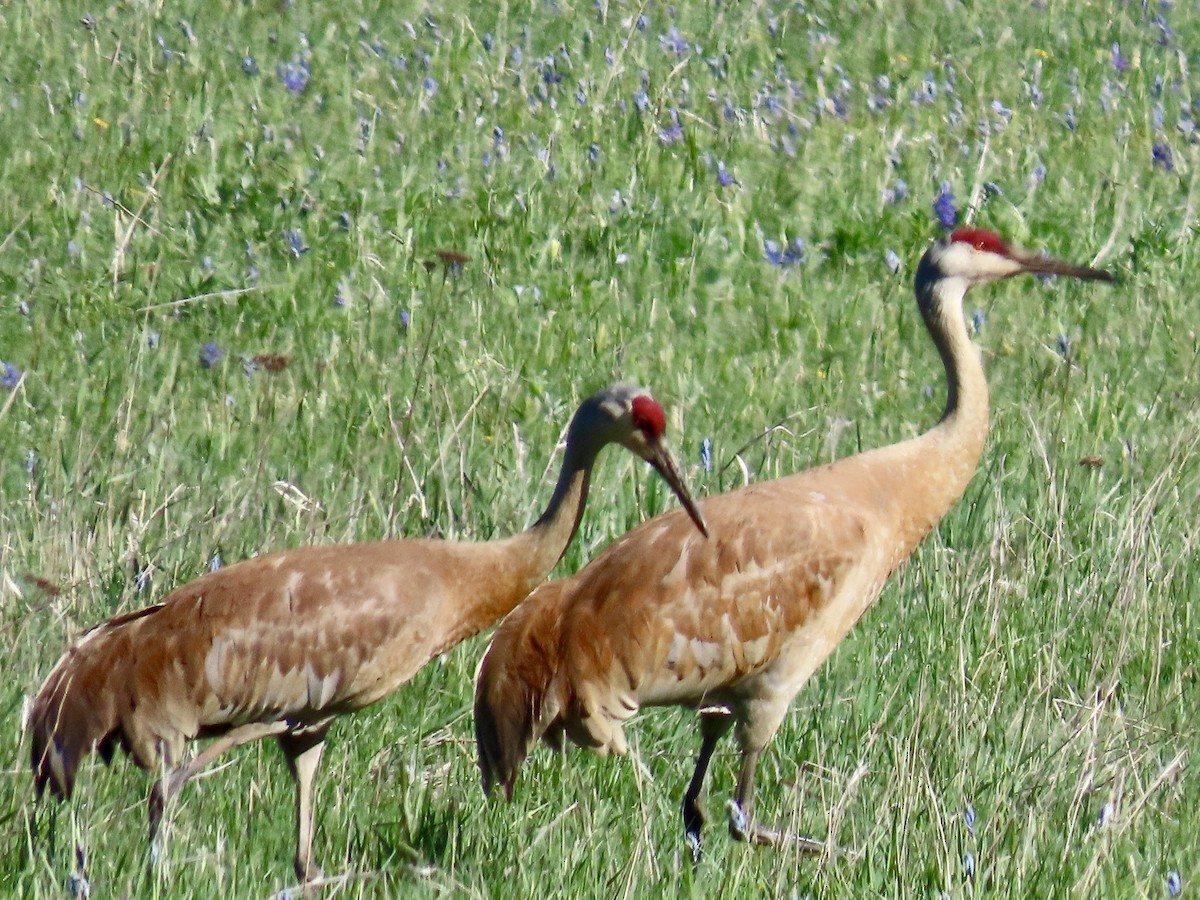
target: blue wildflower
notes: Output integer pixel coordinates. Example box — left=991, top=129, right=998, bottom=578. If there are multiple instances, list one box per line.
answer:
left=882, top=179, right=908, bottom=205
left=399, top=310, right=411, bottom=329
left=1153, top=142, right=1175, bottom=171
left=700, top=437, right=712, bottom=472
left=278, top=57, right=310, bottom=94
left=885, top=249, right=902, bottom=274
left=423, top=76, right=437, bottom=94
left=209, top=553, right=222, bottom=572
left=933, top=181, right=958, bottom=229
left=764, top=236, right=804, bottom=267
left=964, top=802, right=977, bottom=833
left=1110, top=43, right=1129, bottom=73
left=1167, top=870, right=1182, bottom=898
left=147, top=330, right=161, bottom=349
left=971, top=309, right=985, bottom=333
left=1056, top=334, right=1070, bottom=357
left=0, top=361, right=22, bottom=389
left=659, top=27, right=688, bottom=54
left=963, top=852, right=976, bottom=882
left=241, top=56, right=259, bottom=76
left=201, top=255, right=214, bottom=273
left=199, top=342, right=225, bottom=369
left=284, top=229, right=308, bottom=257
left=715, top=160, right=737, bottom=187
left=659, top=109, right=684, bottom=144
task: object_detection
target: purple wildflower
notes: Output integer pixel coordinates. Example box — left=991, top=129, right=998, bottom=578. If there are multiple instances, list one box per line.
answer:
left=700, top=437, right=712, bottom=472
left=933, top=181, right=958, bottom=229
left=659, top=109, right=684, bottom=144
left=1167, top=871, right=1182, bottom=898
left=764, top=236, right=804, bottom=267
left=278, top=57, right=310, bottom=94
left=1153, top=142, right=1175, bottom=171
left=209, top=552, right=223, bottom=572
left=659, top=27, right=688, bottom=54
left=885, top=249, right=902, bottom=274
left=199, top=342, right=225, bottom=369
left=964, top=803, right=977, bottom=833
left=971, top=309, right=985, bottom=333
left=882, top=179, right=908, bottom=205
left=715, top=160, right=737, bottom=187
left=964, top=852, right=976, bottom=883
left=1, top=361, right=22, bottom=390
left=423, top=76, right=437, bottom=94
left=399, top=310, right=411, bottom=329
left=284, top=229, right=309, bottom=257
left=1110, top=43, right=1129, bottom=73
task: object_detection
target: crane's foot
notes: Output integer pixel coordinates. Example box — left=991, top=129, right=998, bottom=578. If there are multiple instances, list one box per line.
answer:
left=725, top=800, right=832, bottom=854
left=294, top=857, right=325, bottom=884
left=682, top=796, right=708, bottom=863
left=685, top=831, right=703, bottom=865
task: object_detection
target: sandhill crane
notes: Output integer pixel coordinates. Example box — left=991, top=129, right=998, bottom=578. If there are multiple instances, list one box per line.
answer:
left=29, top=383, right=707, bottom=882
left=475, top=229, right=1114, bottom=856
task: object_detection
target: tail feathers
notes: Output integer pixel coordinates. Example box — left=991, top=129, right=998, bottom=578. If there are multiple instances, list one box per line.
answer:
left=474, top=584, right=567, bottom=799
left=29, top=630, right=142, bottom=800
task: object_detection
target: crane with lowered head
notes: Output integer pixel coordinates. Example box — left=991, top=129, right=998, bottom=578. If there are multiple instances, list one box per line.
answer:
left=29, top=382, right=708, bottom=881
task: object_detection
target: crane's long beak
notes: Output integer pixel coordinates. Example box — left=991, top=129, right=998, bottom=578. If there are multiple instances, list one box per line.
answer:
left=1016, top=251, right=1116, bottom=283
left=647, top=445, right=709, bottom=537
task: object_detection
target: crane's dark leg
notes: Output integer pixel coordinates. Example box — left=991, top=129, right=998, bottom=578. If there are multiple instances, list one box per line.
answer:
left=682, top=710, right=733, bottom=861
left=727, top=748, right=826, bottom=853
left=147, top=721, right=290, bottom=857
left=279, top=729, right=328, bottom=883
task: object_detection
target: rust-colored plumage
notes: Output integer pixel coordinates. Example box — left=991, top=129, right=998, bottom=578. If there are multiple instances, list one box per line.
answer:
left=28, top=383, right=707, bottom=881
left=475, top=231, right=1114, bottom=854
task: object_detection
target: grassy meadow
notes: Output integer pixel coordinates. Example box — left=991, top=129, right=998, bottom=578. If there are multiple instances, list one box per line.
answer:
left=1, top=0, right=1196, bottom=895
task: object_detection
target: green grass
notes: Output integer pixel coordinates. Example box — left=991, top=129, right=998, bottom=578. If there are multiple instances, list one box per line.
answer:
left=1, top=0, right=1196, bottom=896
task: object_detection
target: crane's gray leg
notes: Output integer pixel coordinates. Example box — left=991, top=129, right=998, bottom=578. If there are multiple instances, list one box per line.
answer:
left=727, top=748, right=826, bottom=853
left=278, top=730, right=328, bottom=883
left=682, top=710, right=733, bottom=862
left=148, top=721, right=290, bottom=856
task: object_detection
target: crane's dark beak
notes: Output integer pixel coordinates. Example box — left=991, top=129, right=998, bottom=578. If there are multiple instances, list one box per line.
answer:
left=647, top=445, right=709, bottom=537
left=1016, top=251, right=1116, bottom=283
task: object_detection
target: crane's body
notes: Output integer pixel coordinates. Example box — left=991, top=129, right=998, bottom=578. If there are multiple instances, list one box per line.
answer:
left=29, top=384, right=707, bottom=881
left=475, top=230, right=1114, bottom=853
